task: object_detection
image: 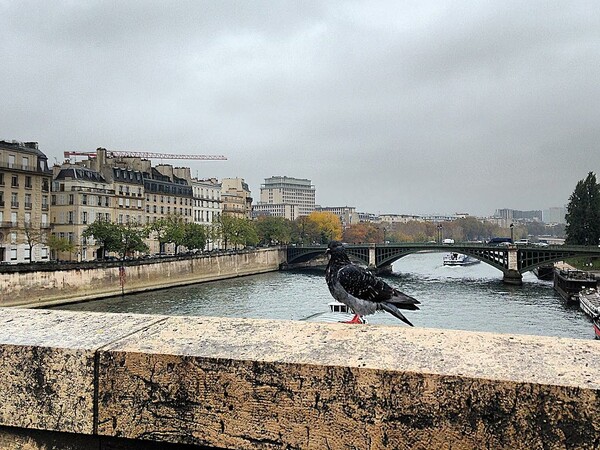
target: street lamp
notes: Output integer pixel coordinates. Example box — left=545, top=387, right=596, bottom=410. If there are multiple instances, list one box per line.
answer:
left=510, top=223, right=514, bottom=242
left=437, top=224, right=443, bottom=243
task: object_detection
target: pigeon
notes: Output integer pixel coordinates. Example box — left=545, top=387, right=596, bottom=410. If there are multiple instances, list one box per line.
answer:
left=325, top=240, right=420, bottom=325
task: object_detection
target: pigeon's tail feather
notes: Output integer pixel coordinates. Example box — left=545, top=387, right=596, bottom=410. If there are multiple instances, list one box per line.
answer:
left=381, top=302, right=415, bottom=327
left=390, top=290, right=420, bottom=310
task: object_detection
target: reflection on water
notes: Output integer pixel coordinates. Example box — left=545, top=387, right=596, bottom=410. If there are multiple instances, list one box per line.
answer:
left=49, top=252, right=595, bottom=340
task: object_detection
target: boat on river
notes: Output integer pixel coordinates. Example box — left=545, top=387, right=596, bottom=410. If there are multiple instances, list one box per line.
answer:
left=303, top=301, right=367, bottom=324
left=443, top=252, right=480, bottom=266
left=593, top=317, right=600, bottom=340
left=533, top=264, right=554, bottom=281
left=553, top=269, right=597, bottom=304
left=579, top=287, right=600, bottom=318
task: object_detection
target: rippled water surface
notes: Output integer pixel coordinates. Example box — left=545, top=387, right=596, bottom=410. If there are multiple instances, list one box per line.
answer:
left=50, top=252, right=596, bottom=339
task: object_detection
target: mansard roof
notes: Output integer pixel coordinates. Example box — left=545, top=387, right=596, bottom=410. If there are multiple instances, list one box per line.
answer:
left=55, top=167, right=107, bottom=183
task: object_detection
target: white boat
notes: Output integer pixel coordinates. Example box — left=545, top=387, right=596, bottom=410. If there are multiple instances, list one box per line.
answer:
left=579, top=287, right=600, bottom=318
left=303, top=301, right=367, bottom=324
left=443, top=252, right=480, bottom=266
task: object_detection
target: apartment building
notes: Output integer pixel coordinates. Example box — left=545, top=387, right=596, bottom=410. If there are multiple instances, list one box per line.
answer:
left=190, top=177, right=221, bottom=225
left=51, top=164, right=114, bottom=261
left=221, top=178, right=252, bottom=219
left=54, top=149, right=195, bottom=258
left=255, top=176, right=315, bottom=220
left=0, top=140, right=52, bottom=263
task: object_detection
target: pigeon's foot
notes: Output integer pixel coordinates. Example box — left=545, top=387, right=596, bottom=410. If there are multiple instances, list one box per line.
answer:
left=342, top=314, right=364, bottom=324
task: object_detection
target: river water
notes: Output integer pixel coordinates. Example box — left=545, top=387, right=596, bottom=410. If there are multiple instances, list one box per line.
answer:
left=50, top=252, right=596, bottom=340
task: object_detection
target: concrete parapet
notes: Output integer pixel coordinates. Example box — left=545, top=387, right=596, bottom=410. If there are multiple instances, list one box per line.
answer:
left=0, top=308, right=599, bottom=449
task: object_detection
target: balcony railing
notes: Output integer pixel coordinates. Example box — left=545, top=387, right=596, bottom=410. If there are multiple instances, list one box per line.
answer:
left=69, top=186, right=115, bottom=194
left=11, top=201, right=19, bottom=208
left=24, top=202, right=32, bottom=209
left=0, top=161, right=38, bottom=172
left=0, top=221, right=18, bottom=228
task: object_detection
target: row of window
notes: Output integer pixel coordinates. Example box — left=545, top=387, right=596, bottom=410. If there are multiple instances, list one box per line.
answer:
left=0, top=211, right=49, bottom=226
left=0, top=192, right=38, bottom=209
left=144, top=205, right=192, bottom=216
left=2, top=246, right=49, bottom=261
left=0, top=173, right=49, bottom=190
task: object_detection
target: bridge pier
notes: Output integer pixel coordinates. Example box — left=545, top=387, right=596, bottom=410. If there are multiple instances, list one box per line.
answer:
left=368, top=244, right=377, bottom=270
left=503, top=246, right=523, bottom=285
left=372, top=264, right=393, bottom=275
left=503, top=269, right=523, bottom=285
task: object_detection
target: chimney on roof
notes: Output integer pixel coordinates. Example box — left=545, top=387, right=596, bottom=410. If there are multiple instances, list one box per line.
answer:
left=24, top=142, right=39, bottom=150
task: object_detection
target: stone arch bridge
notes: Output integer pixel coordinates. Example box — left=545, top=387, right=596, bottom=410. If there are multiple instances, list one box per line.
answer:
left=285, top=243, right=600, bottom=285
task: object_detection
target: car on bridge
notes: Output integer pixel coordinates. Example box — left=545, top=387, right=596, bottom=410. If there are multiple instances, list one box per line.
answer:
left=488, top=237, right=513, bottom=246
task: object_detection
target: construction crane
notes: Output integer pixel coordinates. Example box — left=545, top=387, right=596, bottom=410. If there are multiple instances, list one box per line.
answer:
left=63, top=150, right=227, bottom=161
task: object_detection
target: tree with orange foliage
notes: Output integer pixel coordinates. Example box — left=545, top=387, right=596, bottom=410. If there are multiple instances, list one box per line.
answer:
left=306, top=211, right=342, bottom=243
left=342, top=223, right=384, bottom=243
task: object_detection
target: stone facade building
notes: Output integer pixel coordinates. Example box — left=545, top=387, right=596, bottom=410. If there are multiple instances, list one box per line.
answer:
left=221, top=178, right=252, bottom=219
left=0, top=140, right=52, bottom=263
left=51, top=148, right=219, bottom=260
left=51, top=164, right=114, bottom=261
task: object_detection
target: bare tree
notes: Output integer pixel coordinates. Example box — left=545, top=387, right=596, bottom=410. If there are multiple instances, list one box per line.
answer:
left=21, top=222, right=49, bottom=263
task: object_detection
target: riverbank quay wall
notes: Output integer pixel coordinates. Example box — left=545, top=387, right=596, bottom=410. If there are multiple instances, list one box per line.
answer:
left=0, top=248, right=286, bottom=307
left=0, top=308, right=599, bottom=449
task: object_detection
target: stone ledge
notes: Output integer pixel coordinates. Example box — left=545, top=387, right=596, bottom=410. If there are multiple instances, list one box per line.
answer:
left=0, top=308, right=599, bottom=449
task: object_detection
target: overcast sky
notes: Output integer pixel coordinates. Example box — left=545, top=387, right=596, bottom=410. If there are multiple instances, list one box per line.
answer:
left=2, top=1, right=599, bottom=217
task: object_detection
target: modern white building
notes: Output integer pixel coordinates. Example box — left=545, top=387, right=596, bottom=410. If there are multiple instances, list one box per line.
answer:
left=255, top=176, right=315, bottom=220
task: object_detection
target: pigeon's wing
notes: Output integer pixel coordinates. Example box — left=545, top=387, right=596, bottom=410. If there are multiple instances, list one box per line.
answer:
left=337, top=264, right=420, bottom=310
left=336, top=264, right=396, bottom=302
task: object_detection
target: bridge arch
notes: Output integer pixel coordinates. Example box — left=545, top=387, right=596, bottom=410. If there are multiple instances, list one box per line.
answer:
left=375, top=246, right=509, bottom=273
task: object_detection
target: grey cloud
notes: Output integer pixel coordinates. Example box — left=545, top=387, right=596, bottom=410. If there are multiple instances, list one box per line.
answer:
left=2, top=1, right=600, bottom=216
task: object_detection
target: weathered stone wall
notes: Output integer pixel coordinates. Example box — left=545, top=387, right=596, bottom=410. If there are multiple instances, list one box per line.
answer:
left=0, top=308, right=599, bottom=449
left=0, top=248, right=285, bottom=307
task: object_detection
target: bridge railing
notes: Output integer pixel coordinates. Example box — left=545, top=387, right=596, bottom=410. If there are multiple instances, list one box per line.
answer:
left=1, top=308, right=599, bottom=449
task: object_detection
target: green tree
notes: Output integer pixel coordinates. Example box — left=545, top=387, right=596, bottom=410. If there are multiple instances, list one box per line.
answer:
left=222, top=216, right=258, bottom=249
left=82, top=220, right=122, bottom=258
left=83, top=220, right=149, bottom=259
left=163, top=216, right=186, bottom=254
left=218, top=214, right=236, bottom=249
left=46, top=235, right=76, bottom=260
left=565, top=172, right=600, bottom=245
left=148, top=215, right=186, bottom=254
left=291, top=216, right=320, bottom=244
left=183, top=223, right=207, bottom=251
left=118, top=222, right=149, bottom=258
left=255, top=216, right=291, bottom=245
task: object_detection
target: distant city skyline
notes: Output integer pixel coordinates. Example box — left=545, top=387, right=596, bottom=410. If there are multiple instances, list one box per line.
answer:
left=2, top=2, right=599, bottom=217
